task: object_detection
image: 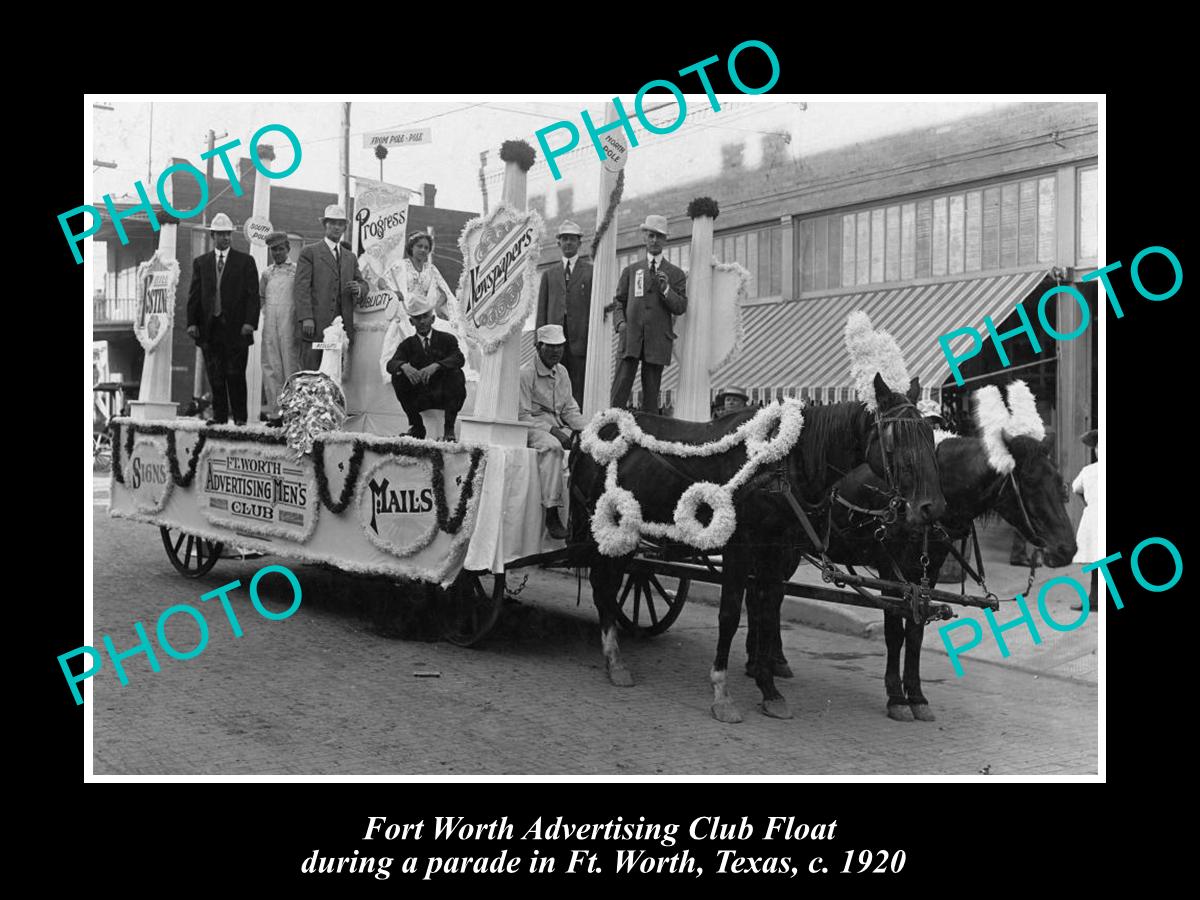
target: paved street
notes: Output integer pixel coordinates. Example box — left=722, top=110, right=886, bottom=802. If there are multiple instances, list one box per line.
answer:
left=89, top=477, right=1097, bottom=775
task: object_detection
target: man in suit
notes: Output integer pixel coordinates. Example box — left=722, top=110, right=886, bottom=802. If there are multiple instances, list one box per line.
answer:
left=610, top=214, right=688, bottom=413
left=536, top=220, right=592, bottom=409
left=186, top=213, right=260, bottom=425
left=519, top=324, right=588, bottom=539
left=385, top=296, right=467, bottom=441
left=294, top=204, right=368, bottom=371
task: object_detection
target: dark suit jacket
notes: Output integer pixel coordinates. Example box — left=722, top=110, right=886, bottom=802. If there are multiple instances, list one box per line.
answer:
left=536, top=257, right=593, bottom=357
left=612, top=257, right=687, bottom=365
left=386, top=329, right=465, bottom=376
left=293, top=240, right=368, bottom=343
left=187, top=248, right=260, bottom=344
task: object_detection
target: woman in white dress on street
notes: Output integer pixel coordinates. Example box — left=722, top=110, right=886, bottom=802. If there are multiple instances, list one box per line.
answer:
left=1070, top=429, right=1099, bottom=611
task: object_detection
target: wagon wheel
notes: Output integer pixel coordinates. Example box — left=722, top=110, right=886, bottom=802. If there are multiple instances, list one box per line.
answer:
left=160, top=526, right=223, bottom=578
left=437, top=570, right=506, bottom=647
left=615, top=566, right=691, bottom=636
left=93, top=433, right=112, bottom=472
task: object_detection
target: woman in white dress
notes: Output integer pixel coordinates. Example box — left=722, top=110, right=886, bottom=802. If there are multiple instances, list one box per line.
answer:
left=1070, top=429, right=1100, bottom=611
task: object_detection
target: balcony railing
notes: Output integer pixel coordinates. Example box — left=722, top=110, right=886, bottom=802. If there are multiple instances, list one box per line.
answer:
left=94, top=296, right=138, bottom=324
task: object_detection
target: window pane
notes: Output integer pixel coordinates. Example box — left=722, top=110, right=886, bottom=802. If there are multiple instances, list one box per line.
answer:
left=856, top=212, right=870, bottom=285
left=842, top=215, right=856, bottom=287
left=870, top=208, right=885, bottom=282
left=771, top=227, right=782, bottom=295
left=915, top=199, right=932, bottom=278
left=758, top=230, right=770, bottom=296
left=747, top=230, right=758, bottom=296
left=982, top=187, right=1000, bottom=269
left=1038, top=176, right=1057, bottom=263
left=1000, top=182, right=1019, bottom=267
left=827, top=216, right=841, bottom=289
left=948, top=194, right=965, bottom=275
left=734, top=233, right=747, bottom=268
left=1078, top=166, right=1098, bottom=261
left=901, top=203, right=916, bottom=280
left=1018, top=179, right=1037, bottom=265
left=799, top=219, right=813, bottom=292
left=813, top=219, right=827, bottom=291
left=965, top=190, right=982, bottom=272
left=931, top=196, right=948, bottom=277
left=885, top=205, right=900, bottom=281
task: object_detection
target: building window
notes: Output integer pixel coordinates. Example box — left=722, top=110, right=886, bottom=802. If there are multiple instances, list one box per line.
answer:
left=796, top=173, right=1058, bottom=295
left=1077, top=165, right=1098, bottom=264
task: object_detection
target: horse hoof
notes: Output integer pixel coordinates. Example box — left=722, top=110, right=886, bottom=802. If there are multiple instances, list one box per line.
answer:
left=711, top=700, right=744, bottom=724
left=887, top=704, right=915, bottom=722
left=760, top=698, right=793, bottom=720
left=911, top=703, right=936, bottom=722
left=608, top=665, right=635, bottom=687
left=774, top=661, right=794, bottom=679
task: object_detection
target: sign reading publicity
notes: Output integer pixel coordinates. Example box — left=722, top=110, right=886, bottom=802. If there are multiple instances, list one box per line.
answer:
left=134, top=251, right=179, bottom=353
left=363, top=127, right=433, bottom=149
left=457, top=203, right=545, bottom=353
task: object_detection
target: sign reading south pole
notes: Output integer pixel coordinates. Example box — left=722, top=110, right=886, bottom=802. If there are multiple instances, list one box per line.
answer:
left=457, top=203, right=545, bottom=354
left=134, top=250, right=179, bottom=353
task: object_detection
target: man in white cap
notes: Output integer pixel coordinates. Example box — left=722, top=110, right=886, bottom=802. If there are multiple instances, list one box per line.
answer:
left=186, top=212, right=260, bottom=425
left=611, top=214, right=687, bottom=412
left=293, top=204, right=368, bottom=371
left=384, top=296, right=467, bottom=441
left=519, top=324, right=588, bottom=539
left=536, top=220, right=592, bottom=408
left=259, top=231, right=298, bottom=425
left=713, top=385, right=750, bottom=419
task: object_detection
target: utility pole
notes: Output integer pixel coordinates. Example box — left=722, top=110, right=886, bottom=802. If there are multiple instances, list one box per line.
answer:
left=339, top=103, right=351, bottom=211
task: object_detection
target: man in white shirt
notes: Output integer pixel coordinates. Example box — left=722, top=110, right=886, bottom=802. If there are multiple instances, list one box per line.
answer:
left=520, top=324, right=588, bottom=539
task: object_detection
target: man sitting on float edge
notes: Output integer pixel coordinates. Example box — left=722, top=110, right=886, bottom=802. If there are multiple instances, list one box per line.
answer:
left=385, top=296, right=466, bottom=441
left=519, top=324, right=588, bottom=540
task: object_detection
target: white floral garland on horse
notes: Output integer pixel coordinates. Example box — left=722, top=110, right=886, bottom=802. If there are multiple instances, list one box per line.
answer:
left=581, top=399, right=806, bottom=556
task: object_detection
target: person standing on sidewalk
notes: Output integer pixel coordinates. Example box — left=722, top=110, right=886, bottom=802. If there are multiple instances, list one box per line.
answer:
left=1070, top=429, right=1100, bottom=611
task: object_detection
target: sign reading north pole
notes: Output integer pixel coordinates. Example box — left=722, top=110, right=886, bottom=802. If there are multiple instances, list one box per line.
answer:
left=457, top=203, right=545, bottom=354
left=134, top=251, right=179, bottom=353
left=601, top=131, right=629, bottom=173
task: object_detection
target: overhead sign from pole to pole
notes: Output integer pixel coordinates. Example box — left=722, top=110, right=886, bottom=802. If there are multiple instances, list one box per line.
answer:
left=363, top=127, right=433, bottom=149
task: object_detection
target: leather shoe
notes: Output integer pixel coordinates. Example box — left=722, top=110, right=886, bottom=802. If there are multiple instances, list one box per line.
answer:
left=205, top=418, right=228, bottom=426
left=265, top=416, right=284, bottom=428
left=233, top=419, right=247, bottom=426
left=405, top=426, right=427, bottom=440
left=441, top=430, right=457, bottom=442
left=544, top=507, right=567, bottom=540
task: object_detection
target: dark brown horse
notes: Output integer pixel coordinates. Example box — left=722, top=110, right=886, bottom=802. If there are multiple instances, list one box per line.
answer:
left=748, top=426, right=1077, bottom=722
left=570, top=373, right=945, bottom=721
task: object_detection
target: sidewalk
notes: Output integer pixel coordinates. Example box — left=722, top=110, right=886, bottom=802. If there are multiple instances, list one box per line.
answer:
left=684, top=521, right=1099, bottom=685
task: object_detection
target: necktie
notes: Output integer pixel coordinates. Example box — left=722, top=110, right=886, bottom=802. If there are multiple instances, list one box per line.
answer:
left=332, top=244, right=340, bottom=267
left=564, top=261, right=572, bottom=288
left=215, top=253, right=224, bottom=316
left=423, top=336, right=430, bottom=357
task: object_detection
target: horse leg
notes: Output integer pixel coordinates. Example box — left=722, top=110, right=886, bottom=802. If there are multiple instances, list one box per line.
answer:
left=883, top=609, right=914, bottom=722
left=904, top=616, right=935, bottom=721
left=590, top=558, right=634, bottom=687
left=745, top=602, right=794, bottom=679
left=752, top=579, right=792, bottom=719
left=711, top=554, right=746, bottom=724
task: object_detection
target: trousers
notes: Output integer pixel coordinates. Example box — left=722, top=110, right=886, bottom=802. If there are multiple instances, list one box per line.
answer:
left=391, top=367, right=467, bottom=432
left=611, top=356, right=663, bottom=413
left=202, top=316, right=249, bottom=423
left=261, top=302, right=299, bottom=416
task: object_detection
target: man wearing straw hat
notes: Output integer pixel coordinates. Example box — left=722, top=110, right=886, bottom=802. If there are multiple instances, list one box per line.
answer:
left=610, top=214, right=688, bottom=413
left=185, top=212, right=260, bottom=425
left=294, top=204, right=368, bottom=371
left=519, top=324, right=588, bottom=539
left=259, top=231, right=298, bottom=425
left=385, top=296, right=467, bottom=442
left=536, top=220, right=592, bottom=408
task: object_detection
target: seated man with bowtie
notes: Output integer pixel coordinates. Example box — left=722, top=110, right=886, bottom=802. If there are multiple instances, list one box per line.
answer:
left=385, top=296, right=466, bottom=441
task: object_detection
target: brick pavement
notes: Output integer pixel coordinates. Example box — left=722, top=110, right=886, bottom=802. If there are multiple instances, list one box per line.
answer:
left=89, top=488, right=1097, bottom=776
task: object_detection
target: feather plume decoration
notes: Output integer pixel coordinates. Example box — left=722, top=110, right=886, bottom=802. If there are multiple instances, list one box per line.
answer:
left=974, top=385, right=1016, bottom=473
left=1002, top=380, right=1046, bottom=441
left=844, top=311, right=911, bottom=411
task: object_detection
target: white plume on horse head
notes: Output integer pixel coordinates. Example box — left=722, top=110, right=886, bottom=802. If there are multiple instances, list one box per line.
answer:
left=974, top=384, right=1017, bottom=474
left=844, top=310, right=911, bottom=411
left=1002, top=379, right=1046, bottom=441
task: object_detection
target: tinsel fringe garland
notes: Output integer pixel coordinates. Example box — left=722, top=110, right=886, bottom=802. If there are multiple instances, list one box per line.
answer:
left=590, top=170, right=625, bottom=261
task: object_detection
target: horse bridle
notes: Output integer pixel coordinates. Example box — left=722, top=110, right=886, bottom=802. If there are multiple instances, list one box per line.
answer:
left=996, top=468, right=1046, bottom=550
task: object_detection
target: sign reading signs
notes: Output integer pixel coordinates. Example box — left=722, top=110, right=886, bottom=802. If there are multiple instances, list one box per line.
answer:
left=352, top=177, right=411, bottom=314
left=125, top=438, right=174, bottom=513
left=243, top=215, right=273, bottom=246
left=134, top=251, right=179, bottom=353
left=199, top=444, right=318, bottom=542
left=363, top=127, right=433, bottom=149
left=457, top=203, right=545, bottom=354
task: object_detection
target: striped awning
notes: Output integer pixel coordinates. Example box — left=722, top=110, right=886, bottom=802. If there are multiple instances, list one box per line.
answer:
left=659, top=269, right=1052, bottom=399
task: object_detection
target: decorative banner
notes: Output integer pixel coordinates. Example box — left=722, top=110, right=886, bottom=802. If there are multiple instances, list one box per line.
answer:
left=125, top=437, right=173, bottom=513
left=352, top=177, right=411, bottom=311
left=357, top=456, right=441, bottom=557
left=363, top=127, right=433, bottom=149
left=600, top=131, right=629, bottom=173
left=134, top=251, right=179, bottom=353
left=198, top=443, right=319, bottom=543
left=456, top=202, right=545, bottom=354
left=243, top=215, right=273, bottom=246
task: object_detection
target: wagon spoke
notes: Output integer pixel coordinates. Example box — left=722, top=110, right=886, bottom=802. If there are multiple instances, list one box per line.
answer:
left=632, top=578, right=641, bottom=625
left=173, top=532, right=186, bottom=555
left=645, top=583, right=660, bottom=626
left=183, top=536, right=195, bottom=569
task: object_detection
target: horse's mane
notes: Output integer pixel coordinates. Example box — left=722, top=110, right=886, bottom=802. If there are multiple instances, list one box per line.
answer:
left=794, top=401, right=870, bottom=496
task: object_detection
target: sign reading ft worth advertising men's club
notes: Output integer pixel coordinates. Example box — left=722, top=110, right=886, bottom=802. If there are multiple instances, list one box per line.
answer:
left=134, top=251, right=179, bottom=353
left=457, top=203, right=545, bottom=354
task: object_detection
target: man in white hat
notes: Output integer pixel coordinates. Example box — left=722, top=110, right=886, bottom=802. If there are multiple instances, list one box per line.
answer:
left=259, top=231, right=298, bottom=425
left=185, top=212, right=260, bottom=425
left=519, top=324, right=588, bottom=539
left=384, top=296, right=467, bottom=441
left=713, top=385, right=750, bottom=419
left=611, top=214, right=687, bottom=412
left=536, top=220, right=592, bottom=408
left=293, top=204, right=368, bottom=371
